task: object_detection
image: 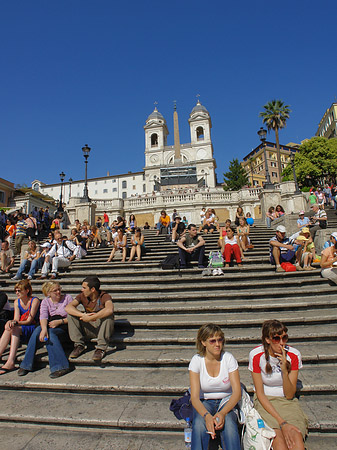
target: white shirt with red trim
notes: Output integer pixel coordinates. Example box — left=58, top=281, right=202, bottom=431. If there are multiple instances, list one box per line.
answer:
left=248, top=344, right=302, bottom=397
left=188, top=352, right=238, bottom=400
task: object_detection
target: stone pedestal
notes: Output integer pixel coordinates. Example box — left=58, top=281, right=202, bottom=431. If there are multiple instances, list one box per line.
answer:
left=67, top=201, right=96, bottom=226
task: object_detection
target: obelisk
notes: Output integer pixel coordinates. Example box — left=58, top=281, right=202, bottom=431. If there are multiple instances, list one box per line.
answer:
left=173, top=102, right=181, bottom=165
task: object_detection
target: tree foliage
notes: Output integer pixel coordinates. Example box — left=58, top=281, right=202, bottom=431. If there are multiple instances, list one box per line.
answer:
left=223, top=158, right=249, bottom=191
left=259, top=99, right=291, bottom=180
left=282, top=137, right=337, bottom=185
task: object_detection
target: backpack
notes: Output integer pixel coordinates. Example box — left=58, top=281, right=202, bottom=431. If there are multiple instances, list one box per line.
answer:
left=208, top=250, right=224, bottom=268
left=160, top=254, right=180, bottom=269
left=281, top=262, right=296, bottom=272
left=169, top=390, right=193, bottom=422
left=240, top=390, right=276, bottom=450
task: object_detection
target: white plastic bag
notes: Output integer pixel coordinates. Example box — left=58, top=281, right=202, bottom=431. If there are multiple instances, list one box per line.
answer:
left=240, top=390, right=276, bottom=450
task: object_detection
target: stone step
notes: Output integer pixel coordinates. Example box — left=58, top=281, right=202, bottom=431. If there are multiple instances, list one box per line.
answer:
left=5, top=273, right=330, bottom=300
left=112, top=309, right=337, bottom=327
left=0, top=363, right=335, bottom=396
left=0, top=425, right=333, bottom=450
left=107, top=324, right=337, bottom=345
left=0, top=389, right=334, bottom=433
left=6, top=341, right=337, bottom=368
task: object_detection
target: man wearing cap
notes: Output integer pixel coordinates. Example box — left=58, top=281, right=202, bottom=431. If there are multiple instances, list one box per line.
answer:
left=39, top=232, right=76, bottom=279
left=269, top=225, right=303, bottom=272
left=297, top=211, right=310, bottom=230
left=320, top=233, right=337, bottom=284
left=309, top=204, right=327, bottom=239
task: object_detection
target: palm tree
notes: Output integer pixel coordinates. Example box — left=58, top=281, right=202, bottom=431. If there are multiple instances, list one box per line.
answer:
left=259, top=100, right=291, bottom=182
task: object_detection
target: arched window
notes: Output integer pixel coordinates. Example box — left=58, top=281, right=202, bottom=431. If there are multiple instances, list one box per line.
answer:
left=33, top=183, right=40, bottom=192
left=196, top=127, right=204, bottom=140
left=151, top=133, right=158, bottom=147
left=168, top=155, right=188, bottom=165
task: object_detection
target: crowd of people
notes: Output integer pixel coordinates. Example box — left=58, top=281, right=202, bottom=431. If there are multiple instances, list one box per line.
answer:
left=0, top=197, right=335, bottom=448
left=0, top=275, right=114, bottom=378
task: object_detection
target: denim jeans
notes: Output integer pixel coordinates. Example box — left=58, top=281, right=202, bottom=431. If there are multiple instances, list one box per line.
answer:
left=16, top=258, right=43, bottom=279
left=191, top=399, right=241, bottom=450
left=179, top=246, right=205, bottom=267
left=20, top=325, right=69, bottom=373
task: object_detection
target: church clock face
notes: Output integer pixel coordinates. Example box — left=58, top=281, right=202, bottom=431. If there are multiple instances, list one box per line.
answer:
left=197, top=148, right=207, bottom=159
left=150, top=154, right=159, bottom=164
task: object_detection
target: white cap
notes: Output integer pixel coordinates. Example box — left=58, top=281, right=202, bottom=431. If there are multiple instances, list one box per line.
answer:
left=41, top=242, right=51, bottom=248
left=299, top=211, right=305, bottom=215
left=276, top=225, right=287, bottom=233
left=331, top=232, right=337, bottom=240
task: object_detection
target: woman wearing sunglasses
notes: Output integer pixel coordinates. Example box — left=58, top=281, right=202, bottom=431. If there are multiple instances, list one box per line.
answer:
left=249, top=319, right=308, bottom=449
left=0, top=280, right=39, bottom=375
left=189, top=323, right=241, bottom=450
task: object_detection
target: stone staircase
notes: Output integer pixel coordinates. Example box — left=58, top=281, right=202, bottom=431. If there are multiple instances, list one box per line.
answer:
left=0, top=223, right=337, bottom=449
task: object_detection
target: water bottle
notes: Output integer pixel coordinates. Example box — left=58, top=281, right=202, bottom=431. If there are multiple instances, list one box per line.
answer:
left=44, top=337, right=49, bottom=344
left=184, top=417, right=192, bottom=449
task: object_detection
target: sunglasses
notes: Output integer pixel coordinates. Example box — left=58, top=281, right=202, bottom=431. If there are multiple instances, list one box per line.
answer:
left=271, top=334, right=288, bottom=344
left=208, top=338, right=224, bottom=345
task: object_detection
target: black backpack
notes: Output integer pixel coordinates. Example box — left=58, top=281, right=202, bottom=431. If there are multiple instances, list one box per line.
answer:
left=160, top=254, right=181, bottom=272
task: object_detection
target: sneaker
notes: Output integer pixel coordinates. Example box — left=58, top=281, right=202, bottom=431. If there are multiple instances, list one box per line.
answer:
left=49, top=368, right=71, bottom=379
left=11, top=275, right=21, bottom=280
left=69, top=345, right=86, bottom=359
left=212, top=269, right=218, bottom=276
left=217, top=268, right=224, bottom=275
left=276, top=266, right=285, bottom=272
left=27, top=275, right=33, bottom=280
left=93, top=349, right=106, bottom=362
left=50, top=273, right=57, bottom=279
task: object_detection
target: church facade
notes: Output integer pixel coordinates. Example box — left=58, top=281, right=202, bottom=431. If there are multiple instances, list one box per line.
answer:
left=31, top=101, right=219, bottom=205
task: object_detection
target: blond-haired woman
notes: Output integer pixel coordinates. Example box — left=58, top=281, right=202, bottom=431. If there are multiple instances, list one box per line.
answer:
left=0, top=280, right=39, bottom=375
left=189, top=323, right=241, bottom=450
left=18, top=281, right=73, bottom=379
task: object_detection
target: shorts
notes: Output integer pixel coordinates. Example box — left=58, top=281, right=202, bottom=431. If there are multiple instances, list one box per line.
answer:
left=254, top=394, right=308, bottom=438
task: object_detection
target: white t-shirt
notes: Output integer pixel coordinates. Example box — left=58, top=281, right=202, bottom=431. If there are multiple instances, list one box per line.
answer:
left=224, top=236, right=238, bottom=246
left=248, top=344, right=302, bottom=397
left=188, top=352, right=238, bottom=400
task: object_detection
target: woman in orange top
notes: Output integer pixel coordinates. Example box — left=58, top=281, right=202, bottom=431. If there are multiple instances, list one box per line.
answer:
left=156, top=210, right=171, bottom=235
left=6, top=219, right=15, bottom=246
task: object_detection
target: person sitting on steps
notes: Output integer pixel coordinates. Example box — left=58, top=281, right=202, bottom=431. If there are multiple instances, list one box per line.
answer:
left=128, top=227, right=145, bottom=262
left=177, top=224, right=205, bottom=269
left=1, top=241, right=15, bottom=274
left=222, top=226, right=242, bottom=268
left=171, top=216, right=186, bottom=243
left=65, top=276, right=114, bottom=363
left=156, top=210, right=170, bottom=236
left=269, top=225, right=303, bottom=273
left=39, top=232, right=76, bottom=280
left=107, top=228, right=128, bottom=263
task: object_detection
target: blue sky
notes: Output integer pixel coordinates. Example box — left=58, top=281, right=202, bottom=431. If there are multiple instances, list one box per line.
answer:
left=1, top=0, right=336, bottom=187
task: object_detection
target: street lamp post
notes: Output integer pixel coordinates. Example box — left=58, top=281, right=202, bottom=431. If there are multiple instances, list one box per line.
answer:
left=58, top=172, right=65, bottom=211
left=290, top=153, right=301, bottom=194
left=68, top=177, right=73, bottom=199
left=82, top=144, right=91, bottom=202
left=257, top=127, right=274, bottom=190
